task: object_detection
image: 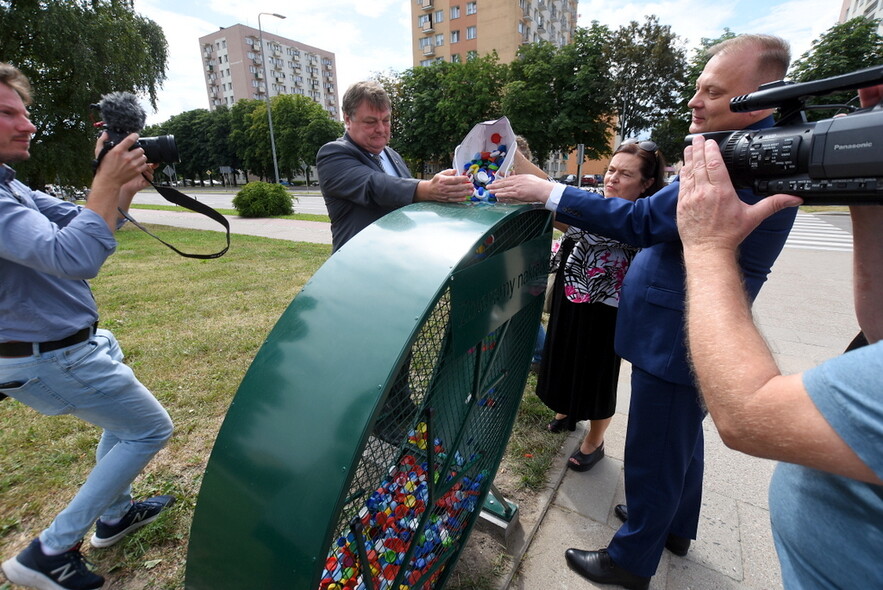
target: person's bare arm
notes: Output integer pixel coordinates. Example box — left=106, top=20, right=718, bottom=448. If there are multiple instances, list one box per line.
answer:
left=851, top=85, right=883, bottom=343
left=511, top=148, right=549, bottom=180
left=677, top=135, right=880, bottom=484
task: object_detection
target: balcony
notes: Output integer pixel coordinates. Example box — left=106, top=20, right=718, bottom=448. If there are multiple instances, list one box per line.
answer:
left=421, top=0, right=432, bottom=9
left=421, top=20, right=434, bottom=32
left=422, top=44, right=435, bottom=56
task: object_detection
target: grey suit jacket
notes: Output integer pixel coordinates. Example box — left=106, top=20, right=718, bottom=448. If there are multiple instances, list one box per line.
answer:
left=316, top=133, right=420, bottom=252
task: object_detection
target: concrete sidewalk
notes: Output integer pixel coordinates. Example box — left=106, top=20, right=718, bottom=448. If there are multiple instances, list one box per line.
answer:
left=124, top=208, right=333, bottom=244
left=131, top=208, right=855, bottom=589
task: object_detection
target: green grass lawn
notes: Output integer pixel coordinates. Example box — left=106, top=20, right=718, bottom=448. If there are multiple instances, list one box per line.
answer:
left=0, top=225, right=562, bottom=590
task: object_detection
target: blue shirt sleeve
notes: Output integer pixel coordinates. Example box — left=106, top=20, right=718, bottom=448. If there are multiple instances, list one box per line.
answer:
left=803, top=340, right=883, bottom=478
left=0, top=181, right=116, bottom=280
left=552, top=181, right=680, bottom=248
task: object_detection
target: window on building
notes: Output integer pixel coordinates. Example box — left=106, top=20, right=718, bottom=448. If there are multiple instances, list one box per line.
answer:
left=418, top=14, right=430, bottom=27
left=466, top=2, right=477, bottom=14
left=421, top=59, right=434, bottom=67
left=466, top=25, right=476, bottom=39
left=451, top=54, right=461, bottom=63
left=451, top=30, right=460, bottom=43
left=451, top=5, right=460, bottom=18
left=435, top=10, right=444, bottom=23
left=466, top=50, right=478, bottom=60
left=435, top=34, right=444, bottom=46
left=419, top=37, right=432, bottom=48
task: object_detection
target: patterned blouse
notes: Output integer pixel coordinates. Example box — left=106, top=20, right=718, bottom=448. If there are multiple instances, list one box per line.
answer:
left=550, top=192, right=640, bottom=308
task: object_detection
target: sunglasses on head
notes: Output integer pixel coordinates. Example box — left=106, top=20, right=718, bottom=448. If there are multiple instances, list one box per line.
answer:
left=620, top=139, right=658, bottom=152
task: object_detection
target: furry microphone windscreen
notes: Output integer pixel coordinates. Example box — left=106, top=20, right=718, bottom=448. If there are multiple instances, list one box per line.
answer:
left=97, top=92, right=146, bottom=134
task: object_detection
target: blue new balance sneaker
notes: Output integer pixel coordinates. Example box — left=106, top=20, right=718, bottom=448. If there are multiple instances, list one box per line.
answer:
left=89, top=495, right=176, bottom=548
left=1, top=538, right=104, bottom=590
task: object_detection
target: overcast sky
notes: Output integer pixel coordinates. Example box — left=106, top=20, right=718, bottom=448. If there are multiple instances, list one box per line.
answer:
left=135, top=0, right=842, bottom=125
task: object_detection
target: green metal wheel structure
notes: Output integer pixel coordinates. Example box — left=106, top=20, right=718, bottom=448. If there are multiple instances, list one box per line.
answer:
left=186, top=202, right=552, bottom=589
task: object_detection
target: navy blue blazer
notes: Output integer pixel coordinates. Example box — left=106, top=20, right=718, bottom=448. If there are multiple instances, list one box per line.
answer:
left=554, top=119, right=797, bottom=385
left=316, top=133, right=420, bottom=251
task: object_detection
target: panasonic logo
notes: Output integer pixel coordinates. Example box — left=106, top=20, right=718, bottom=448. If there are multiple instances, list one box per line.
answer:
left=833, top=142, right=873, bottom=150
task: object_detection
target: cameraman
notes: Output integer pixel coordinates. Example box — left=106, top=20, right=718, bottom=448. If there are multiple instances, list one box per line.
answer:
left=677, top=86, right=883, bottom=589
left=0, top=63, right=174, bottom=590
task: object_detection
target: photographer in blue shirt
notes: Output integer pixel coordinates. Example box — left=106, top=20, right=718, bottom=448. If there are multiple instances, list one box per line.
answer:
left=0, top=63, right=174, bottom=590
left=677, top=84, right=883, bottom=589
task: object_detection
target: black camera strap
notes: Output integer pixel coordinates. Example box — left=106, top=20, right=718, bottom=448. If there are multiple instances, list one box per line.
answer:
left=92, top=146, right=229, bottom=258
left=118, top=182, right=230, bottom=259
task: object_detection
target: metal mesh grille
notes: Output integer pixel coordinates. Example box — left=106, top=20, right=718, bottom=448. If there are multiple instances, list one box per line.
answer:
left=318, top=209, right=549, bottom=590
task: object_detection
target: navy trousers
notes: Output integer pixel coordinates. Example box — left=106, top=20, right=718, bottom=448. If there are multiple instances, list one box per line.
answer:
left=606, top=366, right=707, bottom=577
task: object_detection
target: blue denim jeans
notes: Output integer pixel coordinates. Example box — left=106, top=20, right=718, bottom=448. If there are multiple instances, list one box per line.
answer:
left=532, top=324, right=546, bottom=364
left=0, top=329, right=173, bottom=551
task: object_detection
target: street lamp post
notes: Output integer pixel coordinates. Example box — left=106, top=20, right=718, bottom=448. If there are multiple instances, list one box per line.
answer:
left=258, top=12, right=286, bottom=184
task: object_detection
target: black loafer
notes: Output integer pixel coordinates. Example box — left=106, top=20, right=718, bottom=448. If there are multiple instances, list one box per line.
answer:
left=564, top=548, right=650, bottom=590
left=614, top=504, right=691, bottom=557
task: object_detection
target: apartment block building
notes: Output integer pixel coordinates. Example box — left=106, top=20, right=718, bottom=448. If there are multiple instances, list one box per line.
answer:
left=198, top=24, right=339, bottom=119
left=411, top=0, right=578, bottom=67
left=839, top=0, right=883, bottom=33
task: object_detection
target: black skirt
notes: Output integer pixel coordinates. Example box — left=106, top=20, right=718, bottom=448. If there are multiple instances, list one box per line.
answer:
left=535, top=269, right=622, bottom=429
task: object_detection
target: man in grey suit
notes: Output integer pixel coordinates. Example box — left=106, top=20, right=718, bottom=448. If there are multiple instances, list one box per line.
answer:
left=317, top=80, right=472, bottom=252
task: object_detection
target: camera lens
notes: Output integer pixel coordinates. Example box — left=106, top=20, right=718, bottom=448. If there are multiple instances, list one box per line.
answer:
left=139, top=135, right=179, bottom=164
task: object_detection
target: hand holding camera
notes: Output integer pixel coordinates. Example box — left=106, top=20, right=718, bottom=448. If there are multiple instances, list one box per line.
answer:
left=93, top=91, right=178, bottom=167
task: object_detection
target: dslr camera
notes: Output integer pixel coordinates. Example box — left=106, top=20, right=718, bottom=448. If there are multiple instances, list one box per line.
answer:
left=94, top=91, right=179, bottom=164
left=687, top=65, right=883, bottom=205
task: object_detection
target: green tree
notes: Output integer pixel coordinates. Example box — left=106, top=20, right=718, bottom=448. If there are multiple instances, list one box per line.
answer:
left=436, top=53, right=507, bottom=160
left=228, top=99, right=263, bottom=181
left=381, top=55, right=506, bottom=173
left=504, top=24, right=614, bottom=166
left=205, top=106, right=241, bottom=186
left=300, top=112, right=344, bottom=184
left=790, top=17, right=883, bottom=118
left=606, top=16, right=687, bottom=140
left=0, top=0, right=168, bottom=187
left=273, top=94, right=343, bottom=184
left=159, top=109, right=215, bottom=185
left=385, top=63, right=449, bottom=170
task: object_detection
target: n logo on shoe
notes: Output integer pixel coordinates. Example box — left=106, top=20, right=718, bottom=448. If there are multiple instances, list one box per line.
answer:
left=52, top=563, right=78, bottom=583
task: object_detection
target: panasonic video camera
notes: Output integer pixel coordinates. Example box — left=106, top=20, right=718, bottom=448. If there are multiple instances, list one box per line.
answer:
left=686, top=65, right=883, bottom=205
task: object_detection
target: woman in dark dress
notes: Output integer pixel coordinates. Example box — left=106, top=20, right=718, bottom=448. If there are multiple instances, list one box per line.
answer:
left=538, top=140, right=667, bottom=471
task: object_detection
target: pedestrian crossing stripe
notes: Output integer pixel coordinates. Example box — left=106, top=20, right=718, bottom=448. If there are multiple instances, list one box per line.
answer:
left=785, top=213, right=853, bottom=252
